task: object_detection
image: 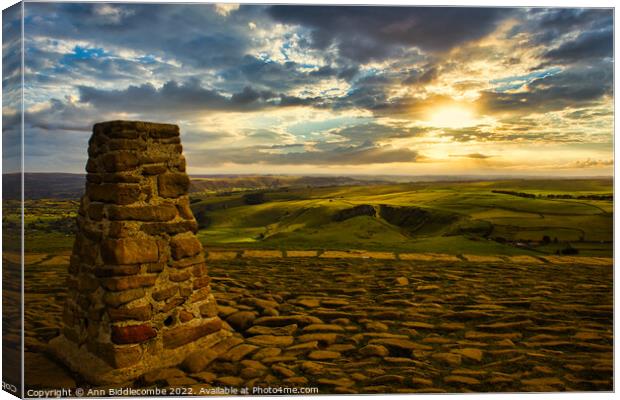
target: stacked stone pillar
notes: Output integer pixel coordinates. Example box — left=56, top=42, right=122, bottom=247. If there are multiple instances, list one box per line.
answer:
left=50, top=121, right=229, bottom=384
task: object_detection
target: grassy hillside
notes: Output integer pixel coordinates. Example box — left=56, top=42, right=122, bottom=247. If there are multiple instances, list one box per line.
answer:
left=14, top=177, right=612, bottom=257
left=193, top=179, right=613, bottom=257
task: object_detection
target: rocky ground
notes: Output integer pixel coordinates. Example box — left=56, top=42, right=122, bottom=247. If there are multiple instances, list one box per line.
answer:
left=22, top=253, right=613, bottom=394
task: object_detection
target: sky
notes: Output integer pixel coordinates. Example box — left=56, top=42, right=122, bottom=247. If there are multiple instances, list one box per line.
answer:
left=2, top=2, right=614, bottom=175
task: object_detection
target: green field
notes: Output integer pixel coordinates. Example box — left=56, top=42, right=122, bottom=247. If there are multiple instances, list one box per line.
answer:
left=11, top=178, right=612, bottom=257
left=192, top=179, right=613, bottom=257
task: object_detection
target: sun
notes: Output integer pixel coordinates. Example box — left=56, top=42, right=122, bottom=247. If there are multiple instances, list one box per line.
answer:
left=425, top=105, right=478, bottom=129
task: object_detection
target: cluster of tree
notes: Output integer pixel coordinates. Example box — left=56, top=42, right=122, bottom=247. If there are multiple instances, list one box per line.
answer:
left=242, top=192, right=267, bottom=205
left=491, top=190, right=536, bottom=198
left=546, top=194, right=613, bottom=200
left=492, top=190, right=612, bottom=200
left=557, top=244, right=579, bottom=255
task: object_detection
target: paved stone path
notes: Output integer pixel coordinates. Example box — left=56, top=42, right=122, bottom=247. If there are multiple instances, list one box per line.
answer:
left=205, top=249, right=612, bottom=267
left=21, top=253, right=613, bottom=393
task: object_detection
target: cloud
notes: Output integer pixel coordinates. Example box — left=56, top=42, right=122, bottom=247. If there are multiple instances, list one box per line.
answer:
left=481, top=62, right=612, bottom=115
left=15, top=4, right=614, bottom=174
left=187, top=142, right=418, bottom=166
left=268, top=6, right=509, bottom=62
left=93, top=3, right=136, bottom=25
left=541, top=27, right=613, bottom=66
left=567, top=158, right=613, bottom=168
left=24, top=3, right=259, bottom=69
left=449, top=153, right=494, bottom=159
left=214, top=3, right=240, bottom=17
left=76, top=79, right=321, bottom=115
left=332, top=122, right=425, bottom=145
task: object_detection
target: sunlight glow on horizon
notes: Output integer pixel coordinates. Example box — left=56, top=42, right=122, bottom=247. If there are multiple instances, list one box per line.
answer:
left=424, top=105, right=479, bottom=129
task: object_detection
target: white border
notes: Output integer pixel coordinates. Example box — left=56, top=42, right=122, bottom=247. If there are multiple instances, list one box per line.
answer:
left=0, top=1, right=616, bottom=400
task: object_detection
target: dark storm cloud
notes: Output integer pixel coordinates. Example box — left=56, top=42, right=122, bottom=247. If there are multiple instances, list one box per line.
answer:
left=24, top=99, right=100, bottom=133
left=403, top=65, right=439, bottom=86
left=3, top=4, right=24, bottom=173
left=2, top=4, right=22, bottom=87
left=510, top=8, right=613, bottom=69
left=187, top=142, right=418, bottom=166
left=25, top=3, right=612, bottom=122
left=77, top=80, right=321, bottom=114
left=24, top=3, right=259, bottom=69
left=533, top=8, right=611, bottom=31
left=218, top=55, right=359, bottom=95
left=16, top=99, right=101, bottom=172
left=268, top=6, right=510, bottom=62
left=541, top=27, right=613, bottom=66
left=481, top=62, right=612, bottom=115
left=521, top=8, right=613, bottom=46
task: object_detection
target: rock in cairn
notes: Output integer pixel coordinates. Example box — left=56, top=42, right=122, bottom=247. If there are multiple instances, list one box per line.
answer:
left=50, top=121, right=230, bottom=385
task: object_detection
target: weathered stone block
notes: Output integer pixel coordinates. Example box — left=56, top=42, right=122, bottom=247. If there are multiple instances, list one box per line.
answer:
left=188, top=287, right=211, bottom=304
left=101, top=238, right=159, bottom=264
left=63, top=327, right=81, bottom=344
left=193, top=276, right=211, bottom=290
left=82, top=224, right=103, bottom=242
left=97, top=343, right=144, bottom=369
left=108, top=204, right=178, bottom=222
left=157, top=136, right=181, bottom=145
left=148, top=124, right=179, bottom=138
left=108, top=221, right=134, bottom=238
left=162, top=297, right=185, bottom=313
left=103, top=288, right=145, bottom=308
left=163, top=319, right=222, bottom=349
left=140, top=220, right=198, bottom=235
left=152, top=286, right=178, bottom=302
left=78, top=274, right=100, bottom=291
left=142, top=164, right=167, bottom=175
left=192, top=263, right=208, bottom=277
left=108, top=139, right=147, bottom=151
left=170, top=254, right=205, bottom=269
left=94, top=264, right=141, bottom=278
left=88, top=203, right=105, bottom=221
left=86, top=159, right=98, bottom=173
left=182, top=349, right=219, bottom=373
left=87, top=183, right=141, bottom=205
left=102, top=151, right=140, bottom=172
left=68, top=255, right=80, bottom=274
left=176, top=198, right=194, bottom=220
left=199, top=301, right=218, bottom=318
left=179, top=311, right=194, bottom=323
left=74, top=235, right=98, bottom=264
left=170, top=235, right=202, bottom=260
left=108, top=305, right=152, bottom=322
left=101, top=275, right=157, bottom=291
left=169, top=270, right=191, bottom=282
left=102, top=173, right=142, bottom=184
left=86, top=173, right=103, bottom=184
left=171, top=155, right=186, bottom=172
left=111, top=324, right=157, bottom=344
left=66, top=277, right=79, bottom=291
left=146, top=262, right=165, bottom=273
left=179, top=285, right=193, bottom=297
left=158, top=173, right=190, bottom=198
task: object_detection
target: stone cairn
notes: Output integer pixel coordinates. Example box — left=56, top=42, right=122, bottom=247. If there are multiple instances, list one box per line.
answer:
left=50, top=121, right=230, bottom=384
